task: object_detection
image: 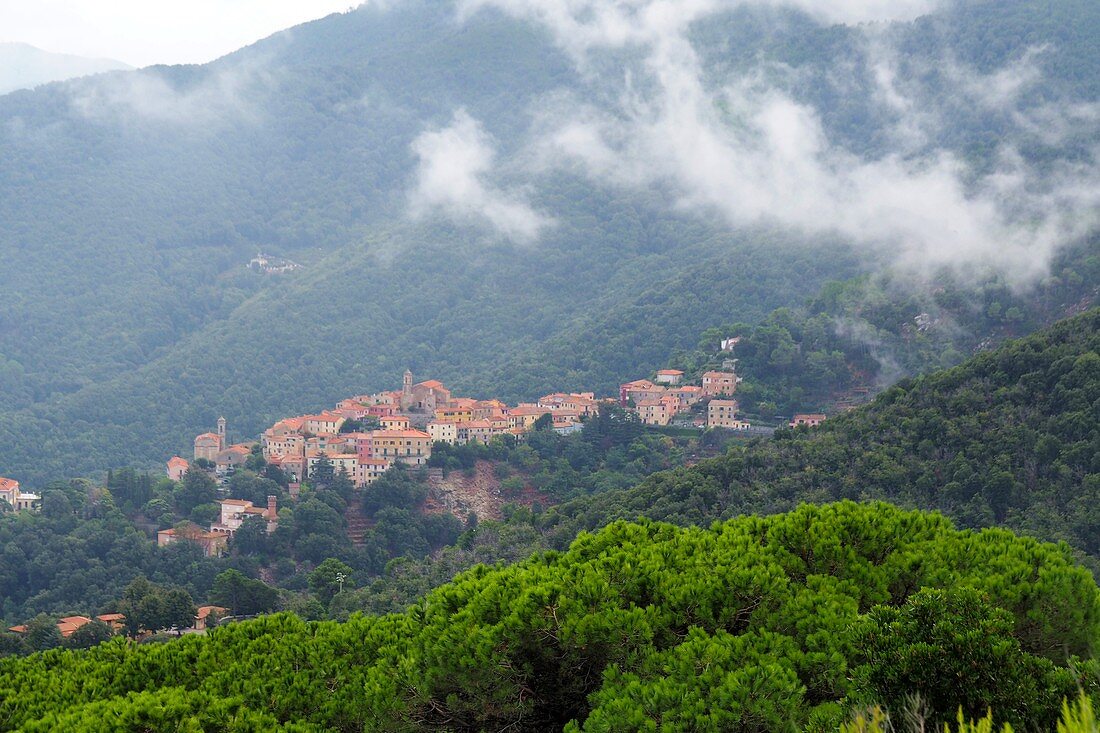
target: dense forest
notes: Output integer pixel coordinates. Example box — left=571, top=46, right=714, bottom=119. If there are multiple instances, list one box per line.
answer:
left=1, top=502, right=1097, bottom=731
left=1, top=0, right=1098, bottom=483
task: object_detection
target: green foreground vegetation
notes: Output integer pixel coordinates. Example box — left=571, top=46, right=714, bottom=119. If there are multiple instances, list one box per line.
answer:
left=1, top=502, right=1098, bottom=731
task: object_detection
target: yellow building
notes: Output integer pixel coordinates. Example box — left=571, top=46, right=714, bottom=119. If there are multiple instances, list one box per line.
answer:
left=708, top=399, right=748, bottom=429
left=371, top=429, right=433, bottom=467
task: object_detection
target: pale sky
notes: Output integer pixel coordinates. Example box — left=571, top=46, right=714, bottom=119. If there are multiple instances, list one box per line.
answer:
left=0, top=0, right=363, bottom=67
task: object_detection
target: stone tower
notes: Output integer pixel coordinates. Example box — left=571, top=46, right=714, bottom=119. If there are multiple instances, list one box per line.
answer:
left=217, top=417, right=226, bottom=450
left=403, top=369, right=413, bottom=395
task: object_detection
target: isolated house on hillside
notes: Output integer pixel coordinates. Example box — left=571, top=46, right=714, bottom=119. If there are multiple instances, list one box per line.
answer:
left=655, top=369, right=684, bottom=385
left=166, top=456, right=189, bottom=481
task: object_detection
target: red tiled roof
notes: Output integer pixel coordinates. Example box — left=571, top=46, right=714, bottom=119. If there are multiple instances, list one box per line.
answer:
left=373, top=429, right=432, bottom=439
left=657, top=369, right=684, bottom=375
left=167, top=456, right=189, bottom=467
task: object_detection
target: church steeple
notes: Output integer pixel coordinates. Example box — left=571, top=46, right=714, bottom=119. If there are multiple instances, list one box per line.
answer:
left=217, top=416, right=226, bottom=449
left=403, top=369, right=413, bottom=395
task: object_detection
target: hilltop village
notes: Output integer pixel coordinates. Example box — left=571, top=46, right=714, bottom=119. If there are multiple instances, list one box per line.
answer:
left=0, top=365, right=827, bottom=531
left=171, top=367, right=763, bottom=494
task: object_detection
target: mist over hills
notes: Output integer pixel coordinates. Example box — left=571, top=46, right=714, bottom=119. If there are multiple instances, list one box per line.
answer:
left=0, top=0, right=1098, bottom=485
left=0, top=43, right=131, bottom=96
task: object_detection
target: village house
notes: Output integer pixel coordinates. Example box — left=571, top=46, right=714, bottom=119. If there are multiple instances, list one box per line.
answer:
left=655, top=369, right=684, bottom=385
left=381, top=415, right=412, bottom=431
left=427, top=421, right=458, bottom=445
left=472, top=399, right=509, bottom=420
left=538, top=392, right=600, bottom=417
left=333, top=398, right=371, bottom=420
left=619, top=379, right=666, bottom=406
left=214, top=444, right=253, bottom=479
left=157, top=524, right=228, bottom=558
left=708, top=399, right=748, bottom=430
left=303, top=412, right=346, bottom=435
left=434, top=404, right=475, bottom=423
left=194, top=606, right=228, bottom=631
left=667, top=385, right=703, bottom=408
left=209, top=496, right=278, bottom=537
left=371, top=429, right=433, bottom=466
left=8, top=614, right=126, bottom=638
left=790, top=413, right=827, bottom=428
left=0, top=477, right=40, bottom=512
left=456, top=419, right=495, bottom=445
left=634, top=399, right=665, bottom=426
left=166, top=456, right=189, bottom=481
left=193, top=417, right=227, bottom=461
left=306, top=452, right=359, bottom=478
left=354, top=457, right=391, bottom=486
left=508, top=404, right=552, bottom=431
left=267, top=454, right=304, bottom=483
left=261, top=417, right=307, bottom=459
left=701, top=371, right=738, bottom=397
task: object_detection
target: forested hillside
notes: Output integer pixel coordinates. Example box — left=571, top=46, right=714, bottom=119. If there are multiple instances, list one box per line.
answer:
left=1, top=0, right=1098, bottom=484
left=349, top=307, right=1100, bottom=611
left=2, top=503, right=1097, bottom=731
left=542, top=308, right=1100, bottom=563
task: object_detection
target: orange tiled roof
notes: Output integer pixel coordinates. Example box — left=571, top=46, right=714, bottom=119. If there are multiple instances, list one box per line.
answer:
left=196, top=605, right=228, bottom=620
left=657, top=369, right=684, bottom=375
left=702, top=371, right=735, bottom=379
left=373, top=429, right=432, bottom=439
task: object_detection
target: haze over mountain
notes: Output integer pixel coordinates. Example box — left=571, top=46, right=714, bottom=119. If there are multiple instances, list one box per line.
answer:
left=0, top=43, right=131, bottom=95
left=0, top=0, right=1098, bottom=485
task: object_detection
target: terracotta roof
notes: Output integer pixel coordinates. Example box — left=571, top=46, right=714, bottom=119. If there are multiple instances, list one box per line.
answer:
left=373, top=429, right=432, bottom=439
left=461, top=420, right=493, bottom=429
left=657, top=369, right=684, bottom=375
left=219, top=499, right=252, bottom=506
left=415, top=380, right=446, bottom=389
left=702, top=371, right=735, bottom=379
left=8, top=625, right=27, bottom=633
left=196, top=605, right=228, bottom=620
left=510, top=405, right=550, bottom=416
left=0, top=477, right=20, bottom=491
left=194, top=433, right=221, bottom=441
left=97, top=613, right=126, bottom=622
left=167, top=457, right=189, bottom=467
left=59, top=616, right=92, bottom=626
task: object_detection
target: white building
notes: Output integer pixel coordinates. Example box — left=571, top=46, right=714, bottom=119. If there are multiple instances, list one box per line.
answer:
left=0, top=477, right=39, bottom=512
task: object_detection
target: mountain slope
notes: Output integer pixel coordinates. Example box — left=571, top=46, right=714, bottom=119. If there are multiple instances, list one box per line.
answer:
left=0, top=44, right=131, bottom=95
left=1, top=0, right=1097, bottom=484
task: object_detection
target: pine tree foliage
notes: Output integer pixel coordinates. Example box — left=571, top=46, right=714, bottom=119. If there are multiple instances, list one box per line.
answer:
left=1, top=502, right=1096, bottom=731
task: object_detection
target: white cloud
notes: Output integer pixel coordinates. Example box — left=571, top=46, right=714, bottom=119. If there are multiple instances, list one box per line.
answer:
left=68, top=57, right=276, bottom=127
left=409, top=110, right=553, bottom=242
left=468, top=0, right=1100, bottom=283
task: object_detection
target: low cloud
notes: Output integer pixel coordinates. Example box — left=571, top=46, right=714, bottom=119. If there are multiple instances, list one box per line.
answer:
left=463, top=0, right=1100, bottom=284
left=409, top=109, right=553, bottom=242
left=68, top=57, right=275, bottom=127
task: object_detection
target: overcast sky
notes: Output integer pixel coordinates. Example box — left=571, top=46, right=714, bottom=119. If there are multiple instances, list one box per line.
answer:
left=0, top=0, right=361, bottom=67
